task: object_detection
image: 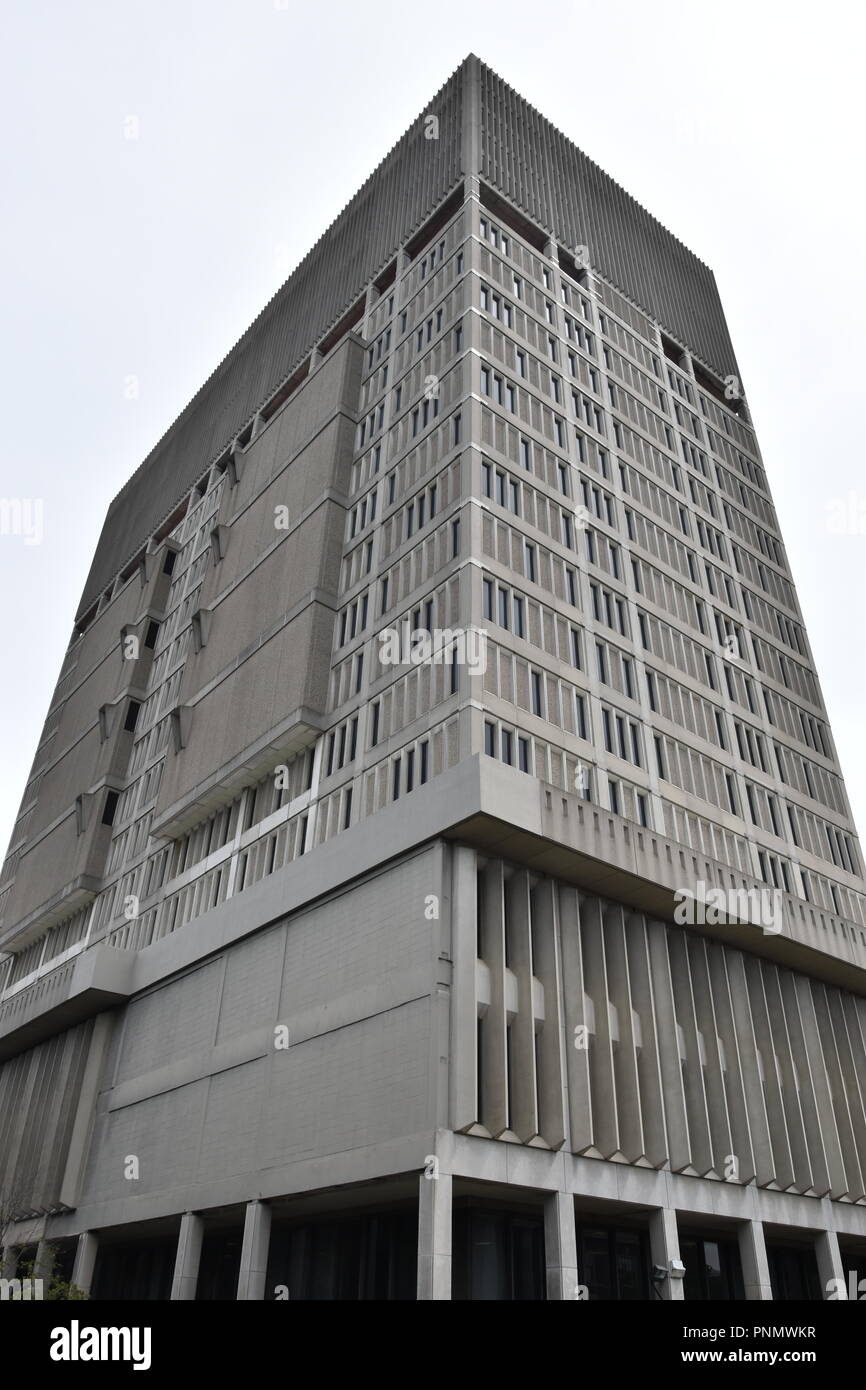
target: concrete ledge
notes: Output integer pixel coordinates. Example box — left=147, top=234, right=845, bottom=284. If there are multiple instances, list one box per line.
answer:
left=454, top=760, right=866, bottom=995
left=151, top=704, right=327, bottom=839
left=42, top=1126, right=866, bottom=1248
left=5, top=758, right=865, bottom=1066
left=0, top=943, right=134, bottom=1059
left=46, top=1131, right=438, bottom=1237
left=442, top=1132, right=866, bottom=1235
left=95, top=758, right=866, bottom=1005
left=0, top=877, right=99, bottom=956
left=137, top=754, right=865, bottom=997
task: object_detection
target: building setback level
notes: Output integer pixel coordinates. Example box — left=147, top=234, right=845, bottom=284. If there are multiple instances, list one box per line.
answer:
left=1, top=55, right=865, bottom=1303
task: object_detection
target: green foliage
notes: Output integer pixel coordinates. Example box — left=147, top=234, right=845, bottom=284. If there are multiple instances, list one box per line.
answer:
left=12, top=1244, right=89, bottom=1300
left=45, top=1276, right=89, bottom=1301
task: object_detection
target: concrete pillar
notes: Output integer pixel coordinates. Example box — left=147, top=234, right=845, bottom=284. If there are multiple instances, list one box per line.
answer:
left=1, top=1244, right=18, bottom=1279
left=417, top=1170, right=451, bottom=1300
left=738, top=1220, right=773, bottom=1300
left=171, top=1212, right=204, bottom=1301
left=362, top=282, right=381, bottom=340
left=649, top=1207, right=685, bottom=1300
left=815, top=1228, right=847, bottom=1300
left=449, top=845, right=478, bottom=1132
left=461, top=55, right=481, bottom=182
left=33, top=1239, right=55, bottom=1283
left=236, top=1200, right=271, bottom=1301
left=71, top=1231, right=98, bottom=1296
left=544, top=1191, right=579, bottom=1300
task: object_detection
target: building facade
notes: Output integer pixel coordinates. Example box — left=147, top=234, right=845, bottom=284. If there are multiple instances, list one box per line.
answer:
left=2, top=56, right=865, bottom=1302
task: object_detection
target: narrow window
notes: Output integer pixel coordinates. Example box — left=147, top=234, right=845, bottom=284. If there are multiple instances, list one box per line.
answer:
left=531, top=671, right=543, bottom=717
left=483, top=578, right=493, bottom=620
left=575, top=694, right=587, bottom=740
left=654, top=735, right=666, bottom=778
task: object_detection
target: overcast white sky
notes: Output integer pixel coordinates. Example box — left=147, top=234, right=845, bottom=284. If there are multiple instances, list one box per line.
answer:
left=1, top=0, right=864, bottom=859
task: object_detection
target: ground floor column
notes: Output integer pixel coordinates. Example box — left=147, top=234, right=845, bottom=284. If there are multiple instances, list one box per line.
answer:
left=33, top=1238, right=55, bottom=1290
left=171, top=1212, right=204, bottom=1301
left=738, top=1219, right=773, bottom=1300
left=544, top=1190, right=580, bottom=1300
left=815, top=1228, right=846, bottom=1300
left=649, top=1207, right=684, bottom=1300
left=236, top=1200, right=271, bottom=1300
left=71, top=1231, right=99, bottom=1296
left=417, top=1171, right=452, bottom=1300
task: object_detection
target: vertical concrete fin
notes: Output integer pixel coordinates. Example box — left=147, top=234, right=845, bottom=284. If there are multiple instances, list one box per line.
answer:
left=602, top=904, right=645, bottom=1163
left=479, top=859, right=508, bottom=1136
left=624, top=911, right=669, bottom=1168
left=558, top=884, right=593, bottom=1153
left=580, top=896, right=619, bottom=1158
left=505, top=869, right=538, bottom=1142
left=530, top=877, right=566, bottom=1150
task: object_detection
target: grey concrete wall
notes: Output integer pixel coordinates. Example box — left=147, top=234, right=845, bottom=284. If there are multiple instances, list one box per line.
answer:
left=153, top=339, right=361, bottom=827
left=73, top=845, right=443, bottom=1225
left=0, top=1018, right=94, bottom=1213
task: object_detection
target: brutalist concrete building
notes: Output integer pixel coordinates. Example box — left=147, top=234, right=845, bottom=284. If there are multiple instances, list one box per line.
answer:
left=2, top=56, right=866, bottom=1302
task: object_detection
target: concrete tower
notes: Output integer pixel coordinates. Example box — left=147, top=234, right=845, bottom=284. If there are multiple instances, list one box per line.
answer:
left=2, top=57, right=865, bottom=1302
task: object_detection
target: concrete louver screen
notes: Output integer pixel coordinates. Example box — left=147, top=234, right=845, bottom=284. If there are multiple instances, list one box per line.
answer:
left=464, top=855, right=866, bottom=1201
left=0, top=1019, right=93, bottom=1217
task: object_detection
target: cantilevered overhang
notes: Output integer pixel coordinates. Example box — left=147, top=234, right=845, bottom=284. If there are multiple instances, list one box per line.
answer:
left=440, top=758, right=866, bottom=996
left=126, top=757, right=866, bottom=1003
left=149, top=705, right=326, bottom=840
left=0, top=943, right=133, bottom=1060
left=0, top=878, right=98, bottom=956
left=5, top=756, right=863, bottom=1068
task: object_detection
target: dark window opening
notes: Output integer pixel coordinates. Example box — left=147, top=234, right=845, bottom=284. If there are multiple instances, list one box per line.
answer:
left=767, top=1244, right=821, bottom=1301
left=453, top=1205, right=545, bottom=1301
left=576, top=1223, right=650, bottom=1301
left=266, top=1208, right=417, bottom=1301
left=91, top=1239, right=175, bottom=1301
left=680, top=1233, right=744, bottom=1301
